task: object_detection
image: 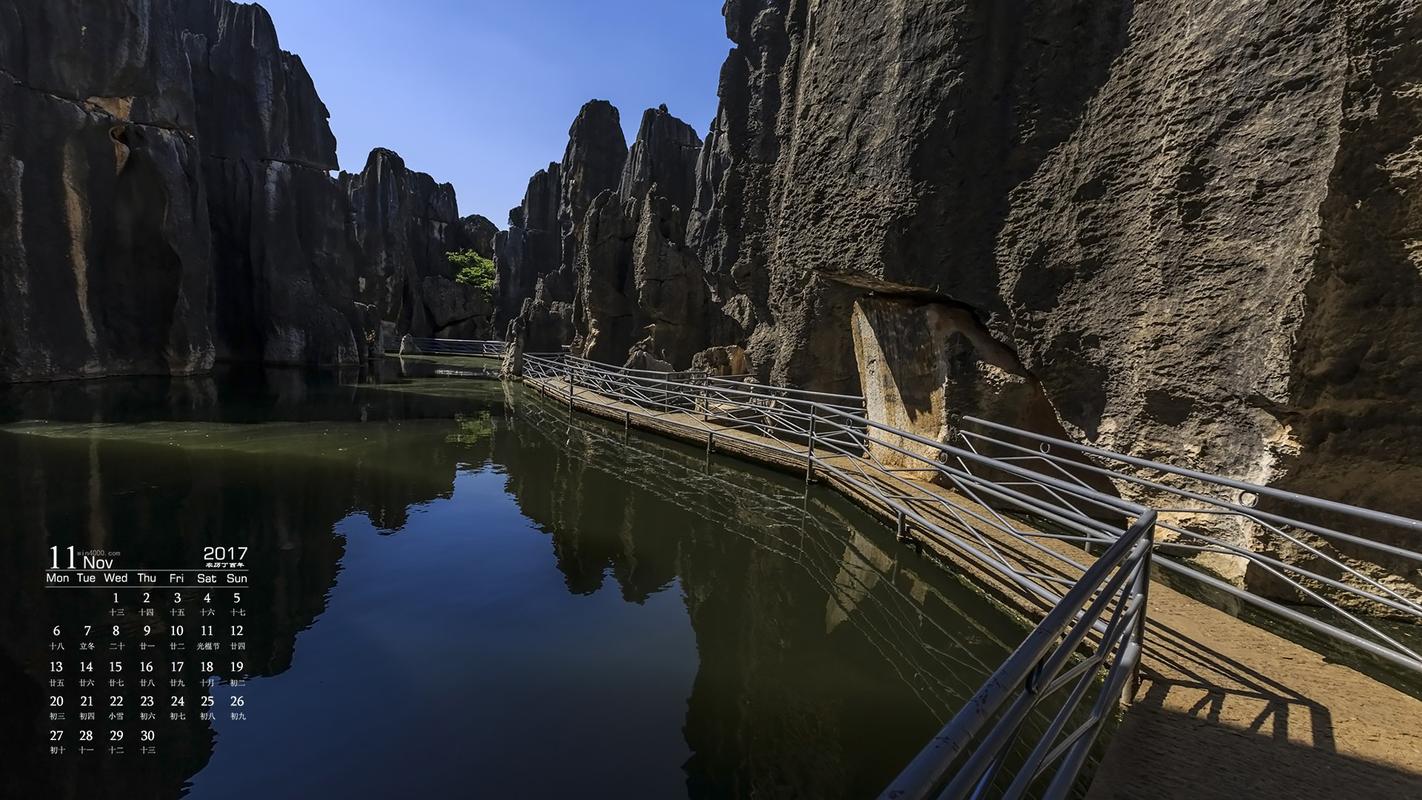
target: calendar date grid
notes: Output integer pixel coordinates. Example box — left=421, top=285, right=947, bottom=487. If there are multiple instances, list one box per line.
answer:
left=42, top=545, right=254, bottom=757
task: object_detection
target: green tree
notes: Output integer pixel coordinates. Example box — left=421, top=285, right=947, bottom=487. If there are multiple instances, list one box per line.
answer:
left=448, top=249, right=496, bottom=297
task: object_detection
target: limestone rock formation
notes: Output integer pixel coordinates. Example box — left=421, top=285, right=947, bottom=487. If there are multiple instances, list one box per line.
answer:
left=421, top=276, right=493, bottom=340
left=344, top=147, right=490, bottom=342
left=500, top=101, right=628, bottom=350
left=456, top=214, right=499, bottom=259
left=569, top=105, right=715, bottom=367
left=493, top=164, right=562, bottom=335
left=0, top=0, right=214, bottom=381
left=682, top=0, right=1422, bottom=576
left=619, top=105, right=702, bottom=213
left=0, top=0, right=495, bottom=380
left=185, top=1, right=362, bottom=366
left=558, top=100, right=628, bottom=272
left=685, top=0, right=862, bottom=392
left=690, top=345, right=752, bottom=377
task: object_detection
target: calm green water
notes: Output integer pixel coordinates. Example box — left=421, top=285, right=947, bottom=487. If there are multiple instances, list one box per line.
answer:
left=0, top=361, right=1028, bottom=799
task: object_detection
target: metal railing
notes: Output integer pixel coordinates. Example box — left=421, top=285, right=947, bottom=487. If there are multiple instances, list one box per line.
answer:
left=523, top=352, right=1159, bottom=797
left=518, top=352, right=1422, bottom=798
left=953, top=417, right=1422, bottom=675
left=882, top=513, right=1155, bottom=800
left=509, top=393, right=1033, bottom=724
left=404, top=338, right=507, bottom=357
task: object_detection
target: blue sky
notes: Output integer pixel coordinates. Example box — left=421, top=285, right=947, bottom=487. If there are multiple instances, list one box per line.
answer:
left=259, top=0, right=729, bottom=226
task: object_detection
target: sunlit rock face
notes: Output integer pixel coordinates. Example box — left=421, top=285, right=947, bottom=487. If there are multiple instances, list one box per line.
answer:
left=574, top=106, right=715, bottom=367
left=685, top=0, right=1422, bottom=537
left=500, top=101, right=628, bottom=351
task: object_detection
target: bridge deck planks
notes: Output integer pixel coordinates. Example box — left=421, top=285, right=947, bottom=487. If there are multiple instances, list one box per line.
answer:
left=520, top=373, right=1422, bottom=799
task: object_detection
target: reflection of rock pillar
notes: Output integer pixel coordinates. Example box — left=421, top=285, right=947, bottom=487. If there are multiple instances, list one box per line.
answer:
left=86, top=427, right=107, bottom=551
left=824, top=531, right=893, bottom=634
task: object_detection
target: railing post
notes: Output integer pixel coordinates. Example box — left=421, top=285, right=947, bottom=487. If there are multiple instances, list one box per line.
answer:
left=805, top=407, right=817, bottom=484
left=1129, top=518, right=1155, bottom=701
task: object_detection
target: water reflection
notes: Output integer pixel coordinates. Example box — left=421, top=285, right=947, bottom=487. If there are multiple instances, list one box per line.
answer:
left=0, top=365, right=1025, bottom=799
left=500, top=394, right=1026, bottom=798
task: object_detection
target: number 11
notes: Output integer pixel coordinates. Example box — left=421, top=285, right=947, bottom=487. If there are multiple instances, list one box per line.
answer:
left=49, top=546, right=75, bottom=570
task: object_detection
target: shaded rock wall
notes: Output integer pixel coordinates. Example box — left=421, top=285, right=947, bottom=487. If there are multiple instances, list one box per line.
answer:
left=0, top=0, right=213, bottom=381
left=685, top=0, right=864, bottom=392
left=343, top=147, right=492, bottom=342
left=182, top=1, right=361, bottom=366
left=457, top=213, right=499, bottom=259
left=494, top=164, right=563, bottom=338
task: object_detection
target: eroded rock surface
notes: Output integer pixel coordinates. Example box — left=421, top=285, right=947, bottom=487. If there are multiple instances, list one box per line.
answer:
left=574, top=106, right=712, bottom=367
left=0, top=0, right=213, bottom=381
left=185, top=0, right=362, bottom=366
left=487, top=1, right=1420, bottom=597
left=0, top=1, right=496, bottom=378
left=679, top=0, right=1422, bottom=589
left=494, top=164, right=562, bottom=336
left=456, top=214, right=499, bottom=259
left=344, top=147, right=491, bottom=342
left=501, top=101, right=628, bottom=350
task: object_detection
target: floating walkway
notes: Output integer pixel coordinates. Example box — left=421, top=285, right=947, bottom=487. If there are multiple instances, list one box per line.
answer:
left=517, top=352, right=1422, bottom=799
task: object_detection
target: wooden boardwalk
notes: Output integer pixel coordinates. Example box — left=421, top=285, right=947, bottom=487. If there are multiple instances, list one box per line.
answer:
left=521, top=374, right=1422, bottom=799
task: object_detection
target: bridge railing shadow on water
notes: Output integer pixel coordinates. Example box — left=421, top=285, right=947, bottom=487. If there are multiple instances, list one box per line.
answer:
left=519, top=351, right=1422, bottom=800
left=506, top=392, right=1023, bottom=723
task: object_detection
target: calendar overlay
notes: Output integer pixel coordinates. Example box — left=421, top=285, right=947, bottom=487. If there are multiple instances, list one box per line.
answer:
left=44, top=546, right=252, bottom=758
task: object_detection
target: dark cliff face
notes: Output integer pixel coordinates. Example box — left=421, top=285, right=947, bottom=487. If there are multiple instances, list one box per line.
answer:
left=0, top=0, right=358, bottom=377
left=343, top=148, right=491, bottom=341
left=456, top=214, right=498, bottom=259
left=184, top=1, right=362, bottom=366
left=494, top=164, right=562, bottom=335
left=504, top=102, right=714, bottom=365
left=0, top=0, right=213, bottom=381
left=0, top=0, right=496, bottom=379
left=342, top=148, right=494, bottom=339
left=558, top=100, right=628, bottom=272
left=621, top=105, right=703, bottom=211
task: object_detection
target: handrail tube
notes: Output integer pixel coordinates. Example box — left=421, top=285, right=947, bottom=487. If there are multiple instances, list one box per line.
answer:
left=538, top=352, right=1129, bottom=635
left=704, top=374, right=869, bottom=402
left=1040, top=637, right=1143, bottom=800
left=934, top=551, right=1146, bottom=799
left=963, top=422, right=1422, bottom=614
left=962, top=416, right=1422, bottom=534
left=959, top=429, right=1422, bottom=563
left=878, top=512, right=1156, bottom=800
left=1147, top=549, right=1422, bottom=671
left=534, top=355, right=1147, bottom=519
left=522, top=349, right=1422, bottom=799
